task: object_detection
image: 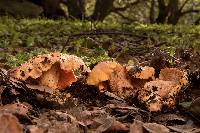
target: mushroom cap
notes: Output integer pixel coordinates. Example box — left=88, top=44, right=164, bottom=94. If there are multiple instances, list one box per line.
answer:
left=159, top=68, right=188, bottom=86
left=135, top=66, right=155, bottom=79
left=138, top=80, right=181, bottom=112
left=126, top=66, right=155, bottom=80
left=86, top=61, right=122, bottom=86
left=109, top=66, right=135, bottom=98
left=87, top=61, right=136, bottom=98
left=9, top=53, right=90, bottom=90
left=9, top=52, right=89, bottom=81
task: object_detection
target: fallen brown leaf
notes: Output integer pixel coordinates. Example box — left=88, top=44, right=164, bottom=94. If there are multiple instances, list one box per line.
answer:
left=130, top=120, right=144, bottom=133
left=0, top=113, right=23, bottom=133
left=153, top=114, right=186, bottom=125
left=143, top=123, right=170, bottom=133
left=168, top=125, right=200, bottom=133
left=0, top=103, right=31, bottom=116
left=94, top=117, right=129, bottom=133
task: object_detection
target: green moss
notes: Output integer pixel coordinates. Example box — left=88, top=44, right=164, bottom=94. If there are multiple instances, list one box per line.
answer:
left=0, top=17, right=200, bottom=68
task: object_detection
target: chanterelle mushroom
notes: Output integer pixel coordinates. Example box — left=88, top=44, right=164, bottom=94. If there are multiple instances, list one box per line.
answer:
left=87, top=61, right=135, bottom=98
left=138, top=68, right=188, bottom=112
left=9, top=53, right=90, bottom=90
left=126, top=66, right=155, bottom=91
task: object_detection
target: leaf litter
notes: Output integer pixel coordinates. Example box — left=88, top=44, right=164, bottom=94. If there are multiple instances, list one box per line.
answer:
left=0, top=49, right=200, bottom=133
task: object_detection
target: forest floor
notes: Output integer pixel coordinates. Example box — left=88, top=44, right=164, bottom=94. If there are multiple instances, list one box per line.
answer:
left=0, top=17, right=200, bottom=133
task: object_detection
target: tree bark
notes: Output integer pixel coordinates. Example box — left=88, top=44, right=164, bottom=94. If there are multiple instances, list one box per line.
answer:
left=156, top=0, right=168, bottom=23
left=42, top=0, right=65, bottom=18
left=91, top=0, right=115, bottom=21
left=195, top=17, right=200, bottom=25
left=0, top=0, right=43, bottom=17
left=167, top=0, right=180, bottom=24
left=63, top=0, right=86, bottom=20
left=29, top=0, right=66, bottom=18
left=149, top=0, right=155, bottom=23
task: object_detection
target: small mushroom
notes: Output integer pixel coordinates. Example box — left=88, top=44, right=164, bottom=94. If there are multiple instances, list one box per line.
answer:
left=87, top=61, right=135, bottom=98
left=138, top=68, right=188, bottom=112
left=9, top=53, right=90, bottom=90
left=87, top=61, right=122, bottom=92
left=138, top=80, right=181, bottom=112
left=159, top=68, right=188, bottom=86
left=127, top=66, right=155, bottom=90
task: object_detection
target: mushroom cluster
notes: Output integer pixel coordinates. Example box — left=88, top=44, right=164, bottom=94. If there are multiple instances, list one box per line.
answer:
left=87, top=62, right=188, bottom=112
left=9, top=53, right=188, bottom=112
left=138, top=68, right=188, bottom=111
left=9, top=53, right=90, bottom=90
left=87, top=61, right=135, bottom=98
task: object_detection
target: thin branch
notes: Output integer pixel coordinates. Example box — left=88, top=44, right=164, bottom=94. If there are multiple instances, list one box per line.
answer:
left=195, top=17, right=200, bottom=25
left=60, top=29, right=148, bottom=52
left=111, top=0, right=141, bottom=12
left=61, top=36, right=71, bottom=52
left=179, top=0, right=190, bottom=12
left=181, top=9, right=200, bottom=16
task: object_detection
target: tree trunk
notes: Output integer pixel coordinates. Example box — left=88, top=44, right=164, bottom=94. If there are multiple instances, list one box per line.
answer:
left=63, top=0, right=86, bottom=20
left=29, top=0, right=66, bottom=18
left=156, top=0, right=168, bottom=23
left=91, top=0, right=115, bottom=21
left=149, top=0, right=155, bottom=23
left=42, top=0, right=65, bottom=18
left=0, top=0, right=43, bottom=17
left=195, top=17, right=200, bottom=25
left=167, top=0, right=180, bottom=25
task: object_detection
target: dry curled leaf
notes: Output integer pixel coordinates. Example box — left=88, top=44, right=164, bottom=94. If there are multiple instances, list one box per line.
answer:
left=153, top=114, right=185, bottom=125
left=87, top=61, right=135, bottom=98
left=130, top=120, right=144, bottom=133
left=130, top=120, right=170, bottom=133
left=168, top=125, right=200, bottom=133
left=143, top=123, right=170, bottom=133
left=0, top=113, right=23, bottom=133
left=94, top=117, right=129, bottom=133
left=0, top=103, right=31, bottom=117
left=9, top=53, right=90, bottom=90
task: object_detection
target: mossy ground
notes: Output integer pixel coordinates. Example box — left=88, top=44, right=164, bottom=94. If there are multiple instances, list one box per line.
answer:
left=0, top=16, right=200, bottom=68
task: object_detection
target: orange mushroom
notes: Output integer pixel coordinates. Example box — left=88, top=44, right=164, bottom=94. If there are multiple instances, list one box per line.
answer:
left=87, top=61, right=122, bottom=92
left=138, top=68, right=188, bottom=112
left=9, top=53, right=90, bottom=90
left=159, top=68, right=188, bottom=86
left=126, top=66, right=155, bottom=90
left=138, top=80, right=181, bottom=112
left=87, top=61, right=135, bottom=98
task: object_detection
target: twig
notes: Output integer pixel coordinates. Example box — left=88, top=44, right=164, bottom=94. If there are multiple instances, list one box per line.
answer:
left=63, top=29, right=147, bottom=39
left=60, top=29, right=148, bottom=52
left=61, top=36, right=71, bottom=52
